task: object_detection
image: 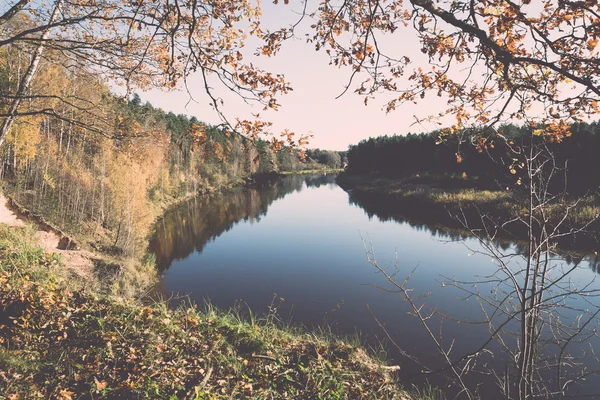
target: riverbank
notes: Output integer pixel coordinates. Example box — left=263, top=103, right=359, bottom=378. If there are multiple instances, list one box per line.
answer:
left=0, top=223, right=429, bottom=399
left=0, top=170, right=315, bottom=298
left=337, top=172, right=600, bottom=252
left=280, top=168, right=344, bottom=175
left=0, top=172, right=438, bottom=399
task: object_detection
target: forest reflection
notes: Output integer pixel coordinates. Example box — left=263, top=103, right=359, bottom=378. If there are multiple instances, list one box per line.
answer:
left=150, top=174, right=338, bottom=270
left=346, top=188, right=600, bottom=273
left=152, top=173, right=600, bottom=275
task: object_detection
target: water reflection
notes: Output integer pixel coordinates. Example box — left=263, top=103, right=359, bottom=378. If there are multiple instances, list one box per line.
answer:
left=151, top=174, right=338, bottom=270
left=346, top=182, right=600, bottom=398
left=347, top=188, right=600, bottom=272
left=151, top=174, right=600, bottom=398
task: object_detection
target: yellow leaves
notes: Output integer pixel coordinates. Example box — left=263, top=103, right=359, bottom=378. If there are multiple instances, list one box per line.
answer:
left=587, top=38, right=598, bottom=52
left=6, top=116, right=42, bottom=169
left=94, top=377, right=108, bottom=392
left=56, top=389, right=76, bottom=400
left=186, top=314, right=199, bottom=328
left=43, top=173, right=57, bottom=190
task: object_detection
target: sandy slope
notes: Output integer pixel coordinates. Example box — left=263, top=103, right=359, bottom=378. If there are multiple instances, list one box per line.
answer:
left=0, top=192, right=97, bottom=280
left=0, top=193, right=25, bottom=227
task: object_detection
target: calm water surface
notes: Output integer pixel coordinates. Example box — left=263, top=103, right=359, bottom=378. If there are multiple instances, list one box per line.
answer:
left=151, top=174, right=600, bottom=398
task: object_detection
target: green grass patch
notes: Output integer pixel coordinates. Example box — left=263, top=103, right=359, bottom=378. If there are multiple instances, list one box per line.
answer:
left=337, top=172, right=600, bottom=252
left=0, top=223, right=424, bottom=399
left=279, top=168, right=344, bottom=175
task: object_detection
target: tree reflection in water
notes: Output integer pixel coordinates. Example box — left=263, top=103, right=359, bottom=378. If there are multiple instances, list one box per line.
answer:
left=150, top=174, right=338, bottom=271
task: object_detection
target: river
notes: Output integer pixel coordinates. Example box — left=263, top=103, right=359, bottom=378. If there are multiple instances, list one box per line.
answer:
left=151, top=174, right=600, bottom=398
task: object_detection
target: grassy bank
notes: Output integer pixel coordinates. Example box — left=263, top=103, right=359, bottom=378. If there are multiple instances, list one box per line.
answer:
left=279, top=168, right=344, bottom=175
left=337, top=172, right=600, bottom=251
left=0, top=224, right=431, bottom=399
left=0, top=170, right=281, bottom=300
left=337, top=172, right=514, bottom=224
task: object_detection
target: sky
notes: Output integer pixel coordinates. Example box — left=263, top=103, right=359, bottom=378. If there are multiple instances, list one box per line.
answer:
left=139, top=1, right=451, bottom=151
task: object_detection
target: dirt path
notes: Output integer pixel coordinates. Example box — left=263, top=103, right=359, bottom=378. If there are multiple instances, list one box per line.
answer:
left=0, top=193, right=97, bottom=281
left=0, top=193, right=25, bottom=227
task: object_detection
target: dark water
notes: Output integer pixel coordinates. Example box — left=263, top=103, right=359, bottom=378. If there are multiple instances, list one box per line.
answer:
left=151, top=174, right=600, bottom=398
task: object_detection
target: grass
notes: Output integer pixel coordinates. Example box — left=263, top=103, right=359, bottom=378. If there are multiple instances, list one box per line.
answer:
left=279, top=168, right=344, bottom=175
left=336, top=172, right=515, bottom=223
left=0, top=223, right=426, bottom=399
left=337, top=172, right=600, bottom=251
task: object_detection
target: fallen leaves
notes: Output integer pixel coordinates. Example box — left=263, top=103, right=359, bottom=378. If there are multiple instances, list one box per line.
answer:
left=0, top=226, right=405, bottom=399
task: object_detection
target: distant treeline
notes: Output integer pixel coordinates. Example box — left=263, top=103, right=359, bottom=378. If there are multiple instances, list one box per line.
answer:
left=346, top=122, right=600, bottom=193
left=305, top=148, right=347, bottom=170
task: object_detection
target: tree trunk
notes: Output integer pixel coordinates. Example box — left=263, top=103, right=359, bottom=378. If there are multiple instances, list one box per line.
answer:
left=0, top=0, right=62, bottom=148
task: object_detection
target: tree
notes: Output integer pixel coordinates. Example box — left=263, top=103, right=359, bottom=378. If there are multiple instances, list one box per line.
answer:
left=0, top=0, right=305, bottom=149
left=4, top=1, right=600, bottom=151
left=304, top=0, right=599, bottom=139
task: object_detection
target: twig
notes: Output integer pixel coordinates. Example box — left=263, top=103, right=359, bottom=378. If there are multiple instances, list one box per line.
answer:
left=251, top=354, right=277, bottom=362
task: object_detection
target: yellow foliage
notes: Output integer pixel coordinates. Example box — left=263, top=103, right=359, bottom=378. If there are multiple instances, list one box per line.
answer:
left=6, top=116, right=42, bottom=168
left=43, top=172, right=56, bottom=190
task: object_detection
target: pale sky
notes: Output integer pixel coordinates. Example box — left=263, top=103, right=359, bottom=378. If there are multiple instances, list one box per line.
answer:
left=140, top=1, right=454, bottom=151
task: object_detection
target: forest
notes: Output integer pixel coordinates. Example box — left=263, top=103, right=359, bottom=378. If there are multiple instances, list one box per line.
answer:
left=346, top=122, right=600, bottom=194
left=0, top=48, right=342, bottom=261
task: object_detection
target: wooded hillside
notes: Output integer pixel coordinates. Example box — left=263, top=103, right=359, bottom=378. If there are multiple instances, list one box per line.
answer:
left=0, top=51, right=336, bottom=258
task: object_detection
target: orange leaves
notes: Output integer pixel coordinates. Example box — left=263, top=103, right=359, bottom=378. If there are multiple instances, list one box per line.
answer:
left=190, top=123, right=207, bottom=152
left=297, top=135, right=311, bottom=147
left=277, top=129, right=312, bottom=150
left=261, top=45, right=273, bottom=56
left=545, top=121, right=572, bottom=143
left=235, top=117, right=273, bottom=139
left=475, top=136, right=490, bottom=153
left=268, top=98, right=280, bottom=110
left=231, top=64, right=292, bottom=113
left=94, top=377, right=108, bottom=392
left=280, top=128, right=295, bottom=142
left=304, top=0, right=600, bottom=153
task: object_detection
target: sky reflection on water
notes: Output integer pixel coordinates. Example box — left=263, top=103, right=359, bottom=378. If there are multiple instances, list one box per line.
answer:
left=152, top=174, right=600, bottom=398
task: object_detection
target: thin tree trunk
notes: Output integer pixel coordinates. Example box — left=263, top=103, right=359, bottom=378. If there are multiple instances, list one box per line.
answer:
left=100, top=151, right=106, bottom=226
left=0, top=0, right=62, bottom=148
left=0, top=0, right=32, bottom=26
